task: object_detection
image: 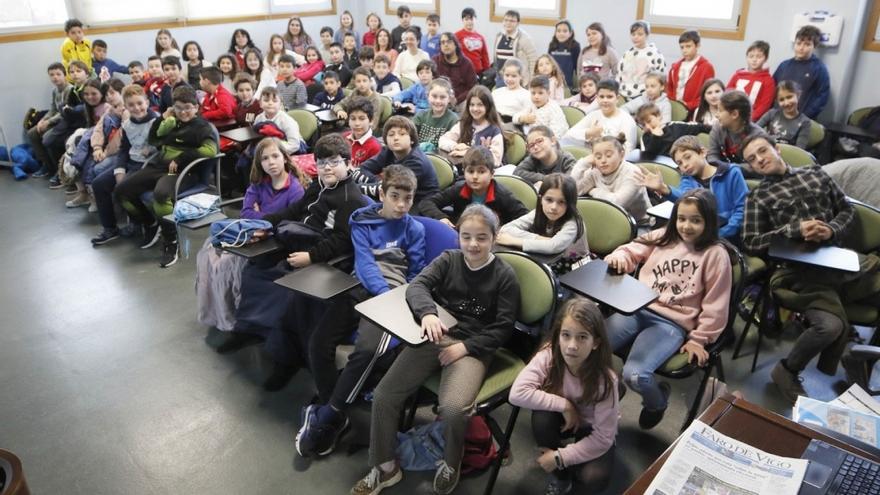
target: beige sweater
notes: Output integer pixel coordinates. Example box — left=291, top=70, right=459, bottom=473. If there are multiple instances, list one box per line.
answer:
left=571, top=158, right=651, bottom=224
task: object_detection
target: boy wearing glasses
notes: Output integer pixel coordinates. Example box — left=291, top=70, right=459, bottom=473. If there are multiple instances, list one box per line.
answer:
left=115, top=85, right=217, bottom=268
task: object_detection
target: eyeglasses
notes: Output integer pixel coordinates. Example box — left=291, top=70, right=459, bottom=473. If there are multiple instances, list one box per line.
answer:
left=173, top=104, right=197, bottom=113
left=527, top=137, right=546, bottom=150
left=316, top=157, right=347, bottom=169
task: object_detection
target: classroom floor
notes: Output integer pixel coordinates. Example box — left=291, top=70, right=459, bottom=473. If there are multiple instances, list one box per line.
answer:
left=0, top=174, right=855, bottom=494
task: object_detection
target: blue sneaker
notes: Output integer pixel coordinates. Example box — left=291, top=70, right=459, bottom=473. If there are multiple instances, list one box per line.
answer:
left=295, top=405, right=349, bottom=457
left=32, top=168, right=49, bottom=178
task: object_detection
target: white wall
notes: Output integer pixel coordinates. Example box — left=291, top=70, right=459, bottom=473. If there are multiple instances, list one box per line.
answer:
left=4, top=0, right=877, bottom=148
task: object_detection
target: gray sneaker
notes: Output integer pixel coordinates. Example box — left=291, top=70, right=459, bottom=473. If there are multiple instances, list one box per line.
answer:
left=771, top=361, right=806, bottom=404
left=433, top=461, right=460, bottom=495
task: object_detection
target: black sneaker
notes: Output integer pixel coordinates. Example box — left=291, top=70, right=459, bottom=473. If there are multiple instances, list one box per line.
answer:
left=159, top=240, right=178, bottom=268
left=544, top=473, right=573, bottom=495
left=263, top=363, right=299, bottom=391
left=639, top=382, right=671, bottom=430
left=65, top=184, right=78, bottom=194
left=295, top=404, right=350, bottom=457
left=140, top=223, right=161, bottom=249
left=215, top=332, right=264, bottom=354
left=48, top=176, right=63, bottom=189
left=91, top=228, right=120, bottom=246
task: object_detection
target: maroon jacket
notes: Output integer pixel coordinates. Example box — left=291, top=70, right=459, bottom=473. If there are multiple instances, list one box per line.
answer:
left=433, top=54, right=478, bottom=106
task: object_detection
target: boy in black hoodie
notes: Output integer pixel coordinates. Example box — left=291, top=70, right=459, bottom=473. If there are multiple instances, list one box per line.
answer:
left=637, top=102, right=710, bottom=157
left=114, top=85, right=217, bottom=267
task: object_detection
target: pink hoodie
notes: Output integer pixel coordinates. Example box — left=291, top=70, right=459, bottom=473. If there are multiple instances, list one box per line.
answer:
left=509, top=348, right=618, bottom=467
left=608, top=230, right=732, bottom=345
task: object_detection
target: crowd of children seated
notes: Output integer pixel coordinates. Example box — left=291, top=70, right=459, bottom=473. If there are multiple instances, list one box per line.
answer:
left=18, top=8, right=880, bottom=495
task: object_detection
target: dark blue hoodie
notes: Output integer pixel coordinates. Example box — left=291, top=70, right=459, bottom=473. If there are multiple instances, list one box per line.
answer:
left=773, top=54, right=830, bottom=119
left=350, top=203, right=427, bottom=295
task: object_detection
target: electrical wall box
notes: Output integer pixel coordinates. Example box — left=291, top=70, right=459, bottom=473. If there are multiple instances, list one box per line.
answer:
left=792, top=11, right=844, bottom=46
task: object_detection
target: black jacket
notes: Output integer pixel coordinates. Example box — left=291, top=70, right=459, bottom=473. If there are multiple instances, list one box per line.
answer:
left=418, top=179, right=529, bottom=225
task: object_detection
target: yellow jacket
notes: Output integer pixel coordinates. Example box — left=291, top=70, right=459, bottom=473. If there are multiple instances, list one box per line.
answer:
left=61, top=37, right=93, bottom=81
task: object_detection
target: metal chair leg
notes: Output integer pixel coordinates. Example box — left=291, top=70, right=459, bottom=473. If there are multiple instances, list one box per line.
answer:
left=733, top=280, right=767, bottom=359
left=483, top=406, right=520, bottom=495
left=681, top=364, right=714, bottom=432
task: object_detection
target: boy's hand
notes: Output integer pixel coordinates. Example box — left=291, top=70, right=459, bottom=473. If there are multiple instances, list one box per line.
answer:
left=163, top=107, right=175, bottom=119
left=253, top=202, right=261, bottom=212
left=800, top=219, right=832, bottom=242
left=92, top=148, right=106, bottom=162
left=337, top=110, right=348, bottom=120
left=168, top=160, right=178, bottom=174
left=634, top=166, right=667, bottom=194
left=248, top=229, right=269, bottom=243
left=36, top=120, right=48, bottom=133
left=287, top=251, right=311, bottom=267
left=440, top=218, right=456, bottom=228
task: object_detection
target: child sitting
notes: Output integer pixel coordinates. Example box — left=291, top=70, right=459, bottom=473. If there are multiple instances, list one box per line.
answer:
left=233, top=75, right=261, bottom=126
left=617, top=21, right=666, bottom=101
left=333, top=67, right=383, bottom=134
left=636, top=135, right=748, bottom=241
left=666, top=30, right=715, bottom=112
left=622, top=71, right=671, bottom=123
left=514, top=126, right=577, bottom=187
left=413, top=78, right=459, bottom=152
left=143, top=56, right=165, bottom=110
left=90, top=84, right=159, bottom=245
left=420, top=146, right=529, bottom=227
left=691, top=78, right=725, bottom=126
left=215, top=54, right=238, bottom=93
left=571, top=135, right=652, bottom=225
left=324, top=43, right=353, bottom=87
left=563, top=72, right=600, bottom=114
left=181, top=41, right=211, bottom=87
left=509, top=297, right=619, bottom=494
left=253, top=87, right=303, bottom=155
left=373, top=54, right=402, bottom=96
left=91, top=39, right=129, bottom=81
left=604, top=189, right=731, bottom=428
left=312, top=70, right=346, bottom=110
left=727, top=41, right=775, bottom=122
left=439, top=85, right=505, bottom=167
left=392, top=60, right=434, bottom=113
left=497, top=173, right=589, bottom=268
left=394, top=28, right=430, bottom=81
left=565, top=79, right=637, bottom=152
left=66, top=87, right=123, bottom=209
left=492, top=59, right=531, bottom=123
left=199, top=66, right=236, bottom=124
left=276, top=54, right=308, bottom=110
left=533, top=54, right=567, bottom=102
left=294, top=165, right=427, bottom=455
left=342, top=32, right=360, bottom=69
left=27, top=63, right=71, bottom=178
left=756, top=81, right=813, bottom=150
left=356, top=46, right=375, bottom=73
left=127, top=61, right=146, bottom=86
left=114, top=85, right=218, bottom=268
left=343, top=97, right=383, bottom=167
left=294, top=46, right=326, bottom=87
left=196, top=137, right=308, bottom=332
left=513, top=75, right=569, bottom=139
left=636, top=103, right=710, bottom=157
left=707, top=89, right=763, bottom=170
left=358, top=116, right=440, bottom=209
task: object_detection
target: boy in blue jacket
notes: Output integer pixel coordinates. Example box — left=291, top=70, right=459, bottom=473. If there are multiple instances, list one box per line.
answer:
left=91, top=40, right=129, bottom=80
left=773, top=25, right=829, bottom=119
left=636, top=135, right=748, bottom=241
left=392, top=60, right=435, bottom=113
left=296, top=165, right=427, bottom=459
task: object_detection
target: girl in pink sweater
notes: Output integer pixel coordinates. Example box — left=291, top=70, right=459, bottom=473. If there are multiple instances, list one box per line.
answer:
left=604, top=188, right=731, bottom=429
left=509, top=297, right=618, bottom=495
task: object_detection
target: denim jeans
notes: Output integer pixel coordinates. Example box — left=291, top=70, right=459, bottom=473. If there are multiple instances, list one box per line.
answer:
left=607, top=309, right=686, bottom=410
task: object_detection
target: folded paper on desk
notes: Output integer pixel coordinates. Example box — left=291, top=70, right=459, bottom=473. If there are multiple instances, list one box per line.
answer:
left=646, top=420, right=807, bottom=495
left=794, top=395, right=880, bottom=449
left=829, top=384, right=880, bottom=417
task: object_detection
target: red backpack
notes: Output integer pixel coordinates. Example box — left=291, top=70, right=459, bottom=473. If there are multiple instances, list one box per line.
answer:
left=461, top=415, right=498, bottom=474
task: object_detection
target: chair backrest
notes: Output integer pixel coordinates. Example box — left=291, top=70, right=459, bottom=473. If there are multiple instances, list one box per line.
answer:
left=495, top=251, right=557, bottom=328
left=563, top=85, right=572, bottom=98
left=342, top=87, right=353, bottom=98
left=378, top=96, right=394, bottom=128
left=669, top=99, right=689, bottom=122
left=400, top=77, right=415, bottom=90
left=745, top=178, right=761, bottom=191
left=494, top=174, right=538, bottom=211
left=697, top=132, right=710, bottom=148
left=845, top=199, right=880, bottom=254
left=848, top=106, right=876, bottom=126
left=562, top=145, right=589, bottom=161
left=561, top=106, right=585, bottom=128
left=413, top=216, right=460, bottom=262
left=778, top=143, right=816, bottom=167
left=807, top=120, right=825, bottom=149
left=427, top=153, right=456, bottom=190
left=576, top=197, right=636, bottom=257
left=289, top=109, right=319, bottom=145
left=502, top=130, right=527, bottom=165
left=638, top=161, right=681, bottom=188
left=617, top=95, right=626, bottom=107
left=721, top=242, right=747, bottom=344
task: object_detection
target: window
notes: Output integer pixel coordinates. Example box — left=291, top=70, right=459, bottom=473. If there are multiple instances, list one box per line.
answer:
left=490, top=0, right=566, bottom=26
left=864, top=0, right=880, bottom=51
left=270, top=0, right=335, bottom=15
left=76, top=0, right=178, bottom=26
left=186, top=0, right=269, bottom=20
left=0, top=0, right=68, bottom=31
left=637, top=0, right=750, bottom=40
left=385, top=0, right=439, bottom=19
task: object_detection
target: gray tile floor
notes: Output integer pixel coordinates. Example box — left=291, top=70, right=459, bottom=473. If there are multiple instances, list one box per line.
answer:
left=0, top=175, right=855, bottom=494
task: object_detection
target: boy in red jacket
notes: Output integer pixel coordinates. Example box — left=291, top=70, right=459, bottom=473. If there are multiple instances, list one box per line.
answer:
left=199, top=66, right=236, bottom=123
left=455, top=8, right=490, bottom=76
left=667, top=30, right=715, bottom=111
left=344, top=96, right=382, bottom=167
left=727, top=40, right=776, bottom=122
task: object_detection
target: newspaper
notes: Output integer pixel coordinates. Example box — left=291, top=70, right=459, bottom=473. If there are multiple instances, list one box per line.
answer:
left=794, top=395, right=880, bottom=448
left=646, top=420, right=808, bottom=495
left=828, top=384, right=880, bottom=417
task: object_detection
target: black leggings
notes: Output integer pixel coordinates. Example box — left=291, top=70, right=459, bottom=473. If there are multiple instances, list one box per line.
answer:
left=531, top=409, right=615, bottom=489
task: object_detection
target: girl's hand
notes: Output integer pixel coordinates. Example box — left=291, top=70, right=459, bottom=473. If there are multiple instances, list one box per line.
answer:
left=452, top=143, right=469, bottom=152
left=533, top=180, right=543, bottom=192
left=253, top=202, right=261, bottom=212
left=561, top=401, right=579, bottom=432
left=421, top=314, right=447, bottom=343
left=337, top=110, right=348, bottom=120
left=604, top=253, right=632, bottom=274
left=438, top=342, right=468, bottom=366
left=536, top=449, right=557, bottom=473
left=634, top=166, right=667, bottom=194
left=680, top=340, right=709, bottom=366
left=478, top=136, right=493, bottom=148
left=495, top=232, right=522, bottom=248
left=440, top=218, right=456, bottom=229
left=92, top=148, right=106, bottom=163
left=168, top=160, right=178, bottom=175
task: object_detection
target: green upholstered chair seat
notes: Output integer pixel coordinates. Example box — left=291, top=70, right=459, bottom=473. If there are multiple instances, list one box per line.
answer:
left=495, top=175, right=538, bottom=212
left=562, top=106, right=585, bottom=128
left=563, top=146, right=589, bottom=160
left=639, top=162, right=681, bottom=188
left=745, top=256, right=767, bottom=281
left=670, top=100, right=689, bottom=122
left=807, top=120, right=825, bottom=149
left=659, top=352, right=692, bottom=374
left=423, top=348, right=525, bottom=406
left=576, top=198, right=636, bottom=257
left=503, top=131, right=527, bottom=166
left=778, top=143, right=816, bottom=167
left=428, top=154, right=456, bottom=190
left=289, top=109, right=318, bottom=143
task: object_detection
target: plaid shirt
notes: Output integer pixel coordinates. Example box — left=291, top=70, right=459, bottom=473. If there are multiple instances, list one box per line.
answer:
left=742, top=166, right=854, bottom=254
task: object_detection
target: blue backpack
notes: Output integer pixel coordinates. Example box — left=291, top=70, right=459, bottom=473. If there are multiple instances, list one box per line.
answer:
left=209, top=219, right=273, bottom=248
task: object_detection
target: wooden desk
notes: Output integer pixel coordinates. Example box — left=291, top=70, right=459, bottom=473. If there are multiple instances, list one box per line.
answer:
left=768, top=236, right=860, bottom=273
left=626, top=395, right=880, bottom=494
left=219, top=126, right=261, bottom=143
left=559, top=260, right=658, bottom=315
